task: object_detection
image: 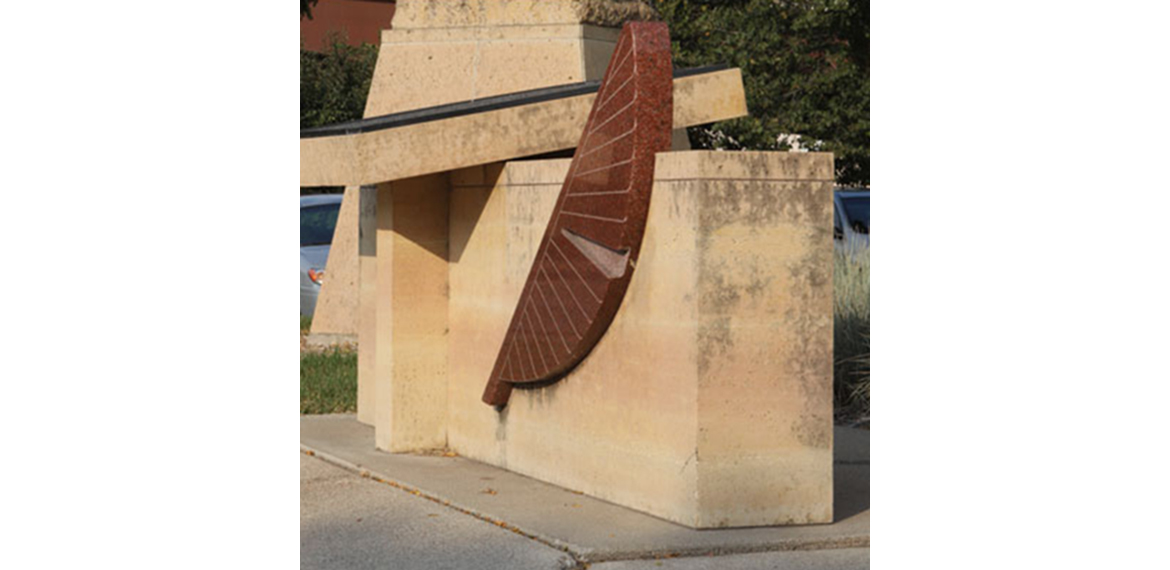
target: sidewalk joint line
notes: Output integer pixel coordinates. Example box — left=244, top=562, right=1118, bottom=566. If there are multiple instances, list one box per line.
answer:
left=301, top=445, right=586, bottom=566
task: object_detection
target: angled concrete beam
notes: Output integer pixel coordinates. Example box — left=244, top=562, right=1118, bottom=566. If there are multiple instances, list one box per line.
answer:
left=300, top=67, right=747, bottom=187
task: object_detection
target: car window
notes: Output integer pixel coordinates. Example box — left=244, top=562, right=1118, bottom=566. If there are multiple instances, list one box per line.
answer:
left=301, top=203, right=342, bottom=247
left=840, top=196, right=869, bottom=233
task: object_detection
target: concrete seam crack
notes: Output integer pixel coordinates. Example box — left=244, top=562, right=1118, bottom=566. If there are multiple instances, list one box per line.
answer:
left=301, top=446, right=585, bottom=567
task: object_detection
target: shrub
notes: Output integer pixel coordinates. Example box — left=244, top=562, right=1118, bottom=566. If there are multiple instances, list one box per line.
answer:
left=300, top=35, right=378, bottom=130
left=834, top=246, right=869, bottom=422
left=658, top=0, right=870, bottom=186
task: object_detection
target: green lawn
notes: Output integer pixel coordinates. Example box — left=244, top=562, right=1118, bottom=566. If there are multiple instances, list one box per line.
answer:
left=301, top=314, right=358, bottom=414
left=301, top=348, right=357, bottom=414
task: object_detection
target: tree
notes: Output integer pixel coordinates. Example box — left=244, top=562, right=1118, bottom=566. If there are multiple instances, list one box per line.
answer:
left=657, top=0, right=869, bottom=186
left=301, top=0, right=318, bottom=20
left=301, top=35, right=378, bottom=193
left=301, top=36, right=378, bottom=129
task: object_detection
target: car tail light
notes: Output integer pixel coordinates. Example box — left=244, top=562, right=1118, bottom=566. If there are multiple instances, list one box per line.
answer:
left=308, top=268, right=325, bottom=285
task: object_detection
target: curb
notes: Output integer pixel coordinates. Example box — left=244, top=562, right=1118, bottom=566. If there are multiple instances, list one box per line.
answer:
left=300, top=444, right=868, bottom=563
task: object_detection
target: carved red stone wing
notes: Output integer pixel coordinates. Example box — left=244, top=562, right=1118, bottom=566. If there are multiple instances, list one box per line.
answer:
left=482, top=22, right=673, bottom=406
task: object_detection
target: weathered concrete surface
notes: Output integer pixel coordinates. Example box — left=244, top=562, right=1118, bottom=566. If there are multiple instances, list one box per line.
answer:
left=672, top=151, right=836, bottom=528
left=367, top=1, right=654, bottom=117
left=327, top=1, right=824, bottom=526
left=302, top=414, right=869, bottom=563
left=446, top=152, right=836, bottom=528
left=373, top=176, right=450, bottom=451
left=346, top=2, right=691, bottom=409
left=591, top=548, right=869, bottom=570
left=301, top=69, right=746, bottom=187
left=366, top=23, right=618, bottom=118
left=307, top=186, right=361, bottom=345
left=301, top=452, right=574, bottom=570
left=389, top=0, right=657, bottom=31
left=356, top=186, right=378, bottom=425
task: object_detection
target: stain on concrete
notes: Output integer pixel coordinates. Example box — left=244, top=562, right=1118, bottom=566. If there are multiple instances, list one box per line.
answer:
left=687, top=173, right=833, bottom=450
left=697, top=180, right=829, bottom=231
left=697, top=315, right=733, bottom=377
left=781, top=207, right=834, bottom=450
left=494, top=404, right=509, bottom=443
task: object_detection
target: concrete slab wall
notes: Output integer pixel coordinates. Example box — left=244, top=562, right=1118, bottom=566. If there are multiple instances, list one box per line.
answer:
left=307, top=185, right=361, bottom=344
left=663, top=152, right=836, bottom=527
left=374, top=175, right=451, bottom=451
left=446, top=158, right=700, bottom=524
left=356, top=185, right=378, bottom=425
left=353, top=2, right=632, bottom=426
left=444, top=151, right=835, bottom=528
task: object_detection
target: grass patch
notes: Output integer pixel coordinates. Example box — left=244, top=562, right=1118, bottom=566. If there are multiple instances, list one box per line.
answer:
left=300, top=315, right=313, bottom=333
left=834, top=247, right=870, bottom=423
left=301, top=348, right=357, bottom=414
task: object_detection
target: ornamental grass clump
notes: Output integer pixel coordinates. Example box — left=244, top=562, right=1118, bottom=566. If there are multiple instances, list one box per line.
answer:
left=834, top=247, right=869, bottom=423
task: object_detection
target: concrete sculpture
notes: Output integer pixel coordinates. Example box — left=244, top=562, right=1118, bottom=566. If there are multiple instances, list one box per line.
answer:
left=300, top=0, right=833, bottom=529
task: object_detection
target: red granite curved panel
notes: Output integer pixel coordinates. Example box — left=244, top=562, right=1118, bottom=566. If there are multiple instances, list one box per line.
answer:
left=482, top=22, right=673, bottom=407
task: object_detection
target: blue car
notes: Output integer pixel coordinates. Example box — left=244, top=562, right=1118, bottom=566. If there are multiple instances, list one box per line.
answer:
left=301, top=194, right=344, bottom=317
left=834, top=188, right=869, bottom=253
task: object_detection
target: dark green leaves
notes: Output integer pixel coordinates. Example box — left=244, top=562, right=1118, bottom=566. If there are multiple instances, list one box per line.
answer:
left=659, top=0, right=869, bottom=186
left=300, top=37, right=378, bottom=130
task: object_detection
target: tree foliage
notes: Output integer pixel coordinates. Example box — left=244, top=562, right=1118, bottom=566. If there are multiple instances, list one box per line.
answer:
left=301, top=0, right=318, bottom=20
left=657, top=0, right=869, bottom=186
left=300, top=37, right=379, bottom=129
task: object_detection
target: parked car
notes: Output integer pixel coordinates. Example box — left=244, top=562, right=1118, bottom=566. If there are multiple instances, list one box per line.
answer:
left=301, top=194, right=344, bottom=317
left=834, top=188, right=869, bottom=252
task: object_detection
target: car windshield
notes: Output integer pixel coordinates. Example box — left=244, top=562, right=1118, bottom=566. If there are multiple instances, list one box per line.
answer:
left=301, top=203, right=341, bottom=247
left=840, top=196, right=869, bottom=233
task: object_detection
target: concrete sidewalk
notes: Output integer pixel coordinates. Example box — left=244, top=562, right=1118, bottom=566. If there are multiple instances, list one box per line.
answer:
left=302, top=454, right=576, bottom=569
left=301, top=414, right=869, bottom=566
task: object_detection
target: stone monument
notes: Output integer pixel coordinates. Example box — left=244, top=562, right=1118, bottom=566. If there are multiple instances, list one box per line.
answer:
left=300, top=0, right=834, bottom=529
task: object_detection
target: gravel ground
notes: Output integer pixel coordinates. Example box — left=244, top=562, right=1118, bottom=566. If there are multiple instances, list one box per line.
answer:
left=301, top=327, right=356, bottom=355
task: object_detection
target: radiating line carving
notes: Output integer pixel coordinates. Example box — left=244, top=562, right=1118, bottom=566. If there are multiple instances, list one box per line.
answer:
left=482, top=22, right=673, bottom=406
